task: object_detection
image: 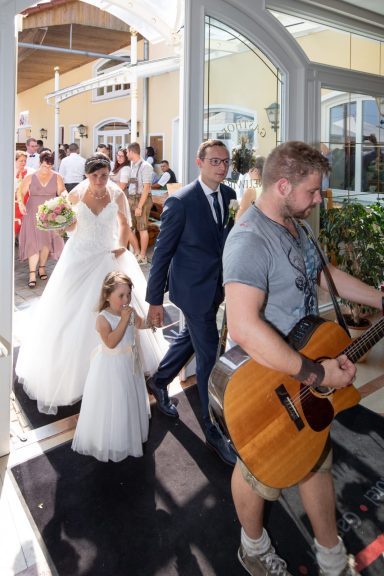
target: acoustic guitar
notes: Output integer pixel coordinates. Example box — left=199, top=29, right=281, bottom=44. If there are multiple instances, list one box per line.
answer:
left=208, top=314, right=384, bottom=489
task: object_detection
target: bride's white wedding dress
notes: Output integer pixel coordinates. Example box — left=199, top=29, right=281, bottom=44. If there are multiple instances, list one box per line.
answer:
left=16, top=185, right=168, bottom=415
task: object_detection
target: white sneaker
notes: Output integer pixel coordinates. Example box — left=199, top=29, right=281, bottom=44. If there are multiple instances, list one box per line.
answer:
left=319, top=556, right=360, bottom=576
left=238, top=544, right=293, bottom=575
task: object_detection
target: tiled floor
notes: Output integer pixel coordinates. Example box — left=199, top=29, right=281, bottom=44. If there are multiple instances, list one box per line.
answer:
left=1, top=248, right=384, bottom=575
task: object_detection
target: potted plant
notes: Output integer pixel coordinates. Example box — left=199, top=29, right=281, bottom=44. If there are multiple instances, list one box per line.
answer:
left=232, top=136, right=255, bottom=176
left=319, top=201, right=384, bottom=327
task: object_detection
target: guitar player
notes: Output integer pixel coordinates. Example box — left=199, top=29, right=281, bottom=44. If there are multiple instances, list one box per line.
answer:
left=223, top=141, right=383, bottom=576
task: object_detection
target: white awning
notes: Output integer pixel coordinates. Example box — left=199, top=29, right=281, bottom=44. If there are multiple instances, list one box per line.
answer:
left=45, top=55, right=180, bottom=103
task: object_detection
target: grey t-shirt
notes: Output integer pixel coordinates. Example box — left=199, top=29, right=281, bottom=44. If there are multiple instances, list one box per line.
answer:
left=223, top=205, right=322, bottom=337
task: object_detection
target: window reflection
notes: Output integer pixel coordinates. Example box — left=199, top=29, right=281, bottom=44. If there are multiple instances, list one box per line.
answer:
left=204, top=16, right=282, bottom=193
left=322, top=91, right=384, bottom=204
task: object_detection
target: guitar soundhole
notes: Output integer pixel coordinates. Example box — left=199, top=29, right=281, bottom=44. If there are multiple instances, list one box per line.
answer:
left=300, top=383, right=334, bottom=431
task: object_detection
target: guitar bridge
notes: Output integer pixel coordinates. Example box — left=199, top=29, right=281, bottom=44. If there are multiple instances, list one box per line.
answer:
left=275, top=384, right=304, bottom=431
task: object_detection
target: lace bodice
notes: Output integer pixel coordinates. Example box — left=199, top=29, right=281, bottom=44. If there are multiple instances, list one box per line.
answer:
left=70, top=200, right=119, bottom=255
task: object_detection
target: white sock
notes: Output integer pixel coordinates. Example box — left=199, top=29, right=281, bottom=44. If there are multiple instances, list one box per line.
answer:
left=241, top=527, right=271, bottom=558
left=315, top=537, right=348, bottom=576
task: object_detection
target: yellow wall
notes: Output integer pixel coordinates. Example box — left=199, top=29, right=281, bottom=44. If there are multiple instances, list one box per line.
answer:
left=16, top=39, right=178, bottom=161
left=296, top=29, right=383, bottom=75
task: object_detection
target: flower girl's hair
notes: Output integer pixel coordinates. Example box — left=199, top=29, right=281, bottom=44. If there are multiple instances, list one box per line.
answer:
left=98, top=271, right=133, bottom=312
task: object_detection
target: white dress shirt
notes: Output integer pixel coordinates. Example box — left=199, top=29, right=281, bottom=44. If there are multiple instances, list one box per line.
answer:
left=198, top=176, right=224, bottom=225
left=26, top=153, right=40, bottom=170
left=59, top=153, right=86, bottom=183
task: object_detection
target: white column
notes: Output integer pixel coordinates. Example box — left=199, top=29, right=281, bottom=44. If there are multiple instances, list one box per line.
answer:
left=130, top=28, right=138, bottom=143
left=183, top=0, right=205, bottom=182
left=0, top=4, right=17, bottom=456
left=54, top=66, right=60, bottom=170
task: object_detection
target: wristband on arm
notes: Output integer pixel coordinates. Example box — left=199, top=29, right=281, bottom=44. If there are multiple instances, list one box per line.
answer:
left=292, top=355, right=325, bottom=387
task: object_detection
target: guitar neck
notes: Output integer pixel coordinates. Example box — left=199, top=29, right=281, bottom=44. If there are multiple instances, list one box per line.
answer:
left=344, top=317, right=384, bottom=363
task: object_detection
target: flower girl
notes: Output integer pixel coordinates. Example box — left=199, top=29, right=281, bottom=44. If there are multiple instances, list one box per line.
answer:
left=72, top=271, right=151, bottom=462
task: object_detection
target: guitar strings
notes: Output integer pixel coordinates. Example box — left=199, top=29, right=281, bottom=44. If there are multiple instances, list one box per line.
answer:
left=289, top=318, right=384, bottom=408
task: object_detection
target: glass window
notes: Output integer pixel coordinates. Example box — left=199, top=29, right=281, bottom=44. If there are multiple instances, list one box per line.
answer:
left=321, top=90, right=384, bottom=204
left=204, top=17, right=282, bottom=193
left=270, top=11, right=384, bottom=76
left=93, top=57, right=131, bottom=101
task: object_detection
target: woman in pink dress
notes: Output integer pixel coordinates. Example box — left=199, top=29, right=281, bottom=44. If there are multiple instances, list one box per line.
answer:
left=18, top=150, right=66, bottom=288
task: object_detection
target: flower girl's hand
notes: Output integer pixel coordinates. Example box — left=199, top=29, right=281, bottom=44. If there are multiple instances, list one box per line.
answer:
left=121, top=304, right=133, bottom=321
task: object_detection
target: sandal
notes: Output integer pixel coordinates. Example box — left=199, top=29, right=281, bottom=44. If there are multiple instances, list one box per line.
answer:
left=28, top=270, right=36, bottom=288
left=38, top=266, right=48, bottom=281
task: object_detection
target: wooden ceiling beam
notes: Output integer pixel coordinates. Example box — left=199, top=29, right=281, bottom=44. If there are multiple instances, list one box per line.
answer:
left=21, top=0, right=131, bottom=33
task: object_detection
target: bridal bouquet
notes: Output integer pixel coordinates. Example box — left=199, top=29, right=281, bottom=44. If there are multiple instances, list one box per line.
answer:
left=36, top=196, right=76, bottom=231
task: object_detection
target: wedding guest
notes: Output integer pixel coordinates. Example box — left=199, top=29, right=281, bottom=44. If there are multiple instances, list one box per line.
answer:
left=145, top=146, right=156, bottom=166
left=126, top=142, right=154, bottom=265
left=96, top=143, right=114, bottom=169
left=151, top=160, right=177, bottom=190
left=110, top=148, right=141, bottom=257
left=25, top=137, right=40, bottom=170
left=14, top=151, right=34, bottom=238
left=59, top=143, right=86, bottom=192
left=72, top=272, right=150, bottom=462
left=16, top=154, right=167, bottom=415
left=145, top=139, right=237, bottom=466
left=235, top=156, right=265, bottom=220
left=18, top=150, right=65, bottom=287
left=223, top=141, right=380, bottom=575
left=110, top=148, right=130, bottom=191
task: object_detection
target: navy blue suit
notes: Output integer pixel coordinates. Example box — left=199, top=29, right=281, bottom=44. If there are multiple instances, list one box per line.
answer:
left=146, top=179, right=236, bottom=422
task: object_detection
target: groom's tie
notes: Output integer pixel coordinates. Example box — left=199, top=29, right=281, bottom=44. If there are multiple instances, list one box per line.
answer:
left=211, top=191, right=223, bottom=230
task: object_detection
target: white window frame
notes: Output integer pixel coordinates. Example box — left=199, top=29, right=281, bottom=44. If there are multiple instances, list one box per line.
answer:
left=92, top=52, right=131, bottom=102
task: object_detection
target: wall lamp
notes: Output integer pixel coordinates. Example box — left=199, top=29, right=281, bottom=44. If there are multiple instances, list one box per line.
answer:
left=40, top=127, right=48, bottom=139
left=375, top=97, right=384, bottom=125
left=77, top=124, right=88, bottom=138
left=265, top=102, right=280, bottom=133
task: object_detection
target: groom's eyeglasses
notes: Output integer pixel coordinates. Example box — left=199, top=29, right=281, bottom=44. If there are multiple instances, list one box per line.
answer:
left=202, top=157, right=231, bottom=167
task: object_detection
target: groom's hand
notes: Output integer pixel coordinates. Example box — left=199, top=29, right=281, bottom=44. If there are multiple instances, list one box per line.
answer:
left=148, top=304, right=164, bottom=328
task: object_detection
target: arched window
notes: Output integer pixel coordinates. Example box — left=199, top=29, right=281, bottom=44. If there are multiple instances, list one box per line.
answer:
left=204, top=16, right=282, bottom=185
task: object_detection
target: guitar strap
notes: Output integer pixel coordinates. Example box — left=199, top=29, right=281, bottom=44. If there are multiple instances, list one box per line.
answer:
left=299, top=220, right=351, bottom=336
left=216, top=219, right=351, bottom=359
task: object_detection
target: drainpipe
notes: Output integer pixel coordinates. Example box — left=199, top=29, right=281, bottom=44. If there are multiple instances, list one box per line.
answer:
left=143, top=39, right=149, bottom=147
left=130, top=28, right=138, bottom=144
left=54, top=66, right=60, bottom=170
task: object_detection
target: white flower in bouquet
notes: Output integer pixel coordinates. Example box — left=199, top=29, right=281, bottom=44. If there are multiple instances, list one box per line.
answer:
left=36, top=196, right=76, bottom=232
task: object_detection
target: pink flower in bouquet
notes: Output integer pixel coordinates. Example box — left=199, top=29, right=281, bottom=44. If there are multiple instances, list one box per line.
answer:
left=36, top=196, right=76, bottom=231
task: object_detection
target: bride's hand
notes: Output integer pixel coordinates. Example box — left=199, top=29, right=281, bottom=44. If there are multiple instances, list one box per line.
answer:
left=112, top=247, right=127, bottom=258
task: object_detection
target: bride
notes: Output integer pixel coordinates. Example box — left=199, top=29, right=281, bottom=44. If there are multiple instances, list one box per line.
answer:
left=16, top=154, right=168, bottom=415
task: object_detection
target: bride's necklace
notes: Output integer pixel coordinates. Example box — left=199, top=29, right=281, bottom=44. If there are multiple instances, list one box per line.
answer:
left=88, top=188, right=109, bottom=200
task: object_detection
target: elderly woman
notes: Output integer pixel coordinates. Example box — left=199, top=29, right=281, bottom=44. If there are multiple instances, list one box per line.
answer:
left=18, top=150, right=66, bottom=287
left=16, top=154, right=167, bottom=415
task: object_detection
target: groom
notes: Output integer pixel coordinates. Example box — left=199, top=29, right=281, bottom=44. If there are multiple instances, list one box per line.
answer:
left=145, top=139, right=237, bottom=466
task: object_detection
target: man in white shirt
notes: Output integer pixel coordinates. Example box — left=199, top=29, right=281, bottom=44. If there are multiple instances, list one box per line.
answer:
left=126, top=142, right=154, bottom=265
left=25, top=138, right=40, bottom=170
left=59, top=143, right=86, bottom=192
